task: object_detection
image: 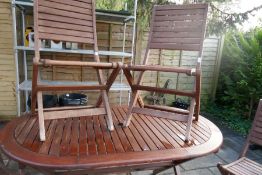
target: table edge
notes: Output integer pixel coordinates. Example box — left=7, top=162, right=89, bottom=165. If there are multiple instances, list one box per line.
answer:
left=0, top=113, right=223, bottom=170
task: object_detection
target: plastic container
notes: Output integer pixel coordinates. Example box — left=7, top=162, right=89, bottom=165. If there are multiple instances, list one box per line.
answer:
left=59, top=93, right=88, bottom=106
left=172, top=98, right=189, bottom=110
left=27, top=94, right=58, bottom=109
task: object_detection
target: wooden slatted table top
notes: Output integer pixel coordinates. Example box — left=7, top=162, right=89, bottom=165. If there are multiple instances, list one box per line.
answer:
left=0, top=106, right=222, bottom=172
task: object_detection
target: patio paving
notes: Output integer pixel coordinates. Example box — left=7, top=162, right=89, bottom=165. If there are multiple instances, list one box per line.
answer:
left=0, top=118, right=262, bottom=175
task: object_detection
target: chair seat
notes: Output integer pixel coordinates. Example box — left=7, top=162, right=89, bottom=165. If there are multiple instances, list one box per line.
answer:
left=219, top=157, right=262, bottom=175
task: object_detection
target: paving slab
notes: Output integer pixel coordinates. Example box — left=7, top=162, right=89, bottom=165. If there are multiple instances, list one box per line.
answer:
left=221, top=138, right=243, bottom=152
left=6, top=160, right=19, bottom=173
left=216, top=144, right=239, bottom=163
left=247, top=148, right=262, bottom=160
left=156, top=168, right=174, bottom=175
left=131, top=170, right=153, bottom=175
left=180, top=168, right=214, bottom=175
left=208, top=167, right=221, bottom=175
left=180, top=154, right=225, bottom=170
left=254, top=158, right=262, bottom=164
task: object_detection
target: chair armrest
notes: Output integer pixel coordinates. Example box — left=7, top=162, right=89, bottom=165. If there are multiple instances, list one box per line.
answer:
left=39, top=59, right=121, bottom=69
left=123, top=64, right=197, bottom=76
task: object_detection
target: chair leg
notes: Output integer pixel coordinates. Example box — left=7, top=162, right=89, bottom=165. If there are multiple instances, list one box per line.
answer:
left=152, top=166, right=171, bottom=175
left=173, top=166, right=181, bottom=175
left=18, top=163, right=26, bottom=175
left=185, top=98, right=196, bottom=142
left=37, top=91, right=46, bottom=141
left=123, top=90, right=139, bottom=127
left=101, top=90, right=114, bottom=131
left=95, top=67, right=121, bottom=107
left=194, top=71, right=201, bottom=121
left=194, top=95, right=200, bottom=121
left=123, top=69, right=144, bottom=108
left=31, top=64, right=38, bottom=114
left=217, top=163, right=228, bottom=175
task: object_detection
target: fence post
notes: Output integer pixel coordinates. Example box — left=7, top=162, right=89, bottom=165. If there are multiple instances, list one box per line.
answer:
left=211, top=35, right=225, bottom=101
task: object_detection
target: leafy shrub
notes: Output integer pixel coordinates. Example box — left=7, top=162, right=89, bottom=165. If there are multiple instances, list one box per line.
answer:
left=203, top=102, right=252, bottom=135
left=216, top=28, right=262, bottom=119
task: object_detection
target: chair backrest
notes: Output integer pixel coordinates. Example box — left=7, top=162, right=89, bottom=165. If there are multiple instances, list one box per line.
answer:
left=148, top=4, right=208, bottom=55
left=240, top=99, right=262, bottom=157
left=248, top=99, right=262, bottom=146
left=34, top=0, right=96, bottom=46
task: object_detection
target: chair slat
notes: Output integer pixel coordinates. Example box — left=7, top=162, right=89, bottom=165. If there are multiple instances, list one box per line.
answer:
left=46, top=0, right=92, bottom=9
left=38, top=20, right=93, bottom=33
left=152, top=32, right=202, bottom=39
left=37, top=0, right=95, bottom=44
left=153, top=26, right=202, bottom=33
left=224, top=158, right=262, bottom=175
left=150, top=4, right=208, bottom=51
left=230, top=164, right=255, bottom=175
left=38, top=26, right=93, bottom=38
left=151, top=38, right=202, bottom=44
left=38, top=6, right=93, bottom=21
left=240, top=161, right=262, bottom=174
left=218, top=101, right=262, bottom=175
left=39, top=33, right=94, bottom=43
left=155, top=14, right=204, bottom=21
left=244, top=158, right=262, bottom=171
left=249, top=100, right=262, bottom=146
left=251, top=131, right=262, bottom=139
left=155, top=11, right=204, bottom=21
left=155, top=3, right=208, bottom=11
left=132, top=85, right=195, bottom=97
left=38, top=13, right=93, bottom=27
left=39, top=0, right=92, bottom=15
left=250, top=136, right=262, bottom=146
left=253, top=127, right=262, bottom=133
left=255, top=121, right=262, bottom=128
left=76, top=0, right=92, bottom=3
left=150, top=43, right=200, bottom=51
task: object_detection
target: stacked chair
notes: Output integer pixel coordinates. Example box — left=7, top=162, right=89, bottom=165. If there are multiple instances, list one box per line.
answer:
left=32, top=1, right=209, bottom=144
left=31, top=0, right=121, bottom=141
left=217, top=99, right=262, bottom=175
left=122, top=4, right=208, bottom=142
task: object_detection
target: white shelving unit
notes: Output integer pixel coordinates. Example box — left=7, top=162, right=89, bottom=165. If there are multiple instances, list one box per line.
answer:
left=19, top=80, right=131, bottom=91
left=15, top=46, right=133, bottom=57
left=12, top=0, right=138, bottom=115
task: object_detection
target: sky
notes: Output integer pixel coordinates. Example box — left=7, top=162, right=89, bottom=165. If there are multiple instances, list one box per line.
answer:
left=172, top=0, right=262, bottom=30
left=231, top=0, right=262, bottom=30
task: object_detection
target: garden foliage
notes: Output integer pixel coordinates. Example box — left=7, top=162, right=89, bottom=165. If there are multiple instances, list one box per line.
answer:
left=208, top=28, right=261, bottom=134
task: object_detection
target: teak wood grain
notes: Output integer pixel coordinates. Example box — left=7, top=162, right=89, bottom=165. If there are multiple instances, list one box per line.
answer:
left=122, top=4, right=208, bottom=142
left=31, top=0, right=121, bottom=141
left=217, top=99, right=262, bottom=175
left=0, top=106, right=222, bottom=174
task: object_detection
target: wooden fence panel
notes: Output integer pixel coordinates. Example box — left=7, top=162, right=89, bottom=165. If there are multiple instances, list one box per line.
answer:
left=0, top=1, right=222, bottom=119
left=0, top=0, right=17, bottom=119
left=136, top=31, right=223, bottom=106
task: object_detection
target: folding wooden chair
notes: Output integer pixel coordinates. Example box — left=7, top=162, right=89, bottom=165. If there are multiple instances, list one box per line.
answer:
left=217, top=99, right=262, bottom=175
left=122, top=4, right=208, bottom=142
left=31, top=0, right=121, bottom=141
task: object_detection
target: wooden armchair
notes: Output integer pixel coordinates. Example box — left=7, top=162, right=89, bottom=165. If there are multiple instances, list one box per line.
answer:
left=122, top=4, right=208, bottom=142
left=31, top=0, right=121, bottom=141
left=217, top=99, right=262, bottom=175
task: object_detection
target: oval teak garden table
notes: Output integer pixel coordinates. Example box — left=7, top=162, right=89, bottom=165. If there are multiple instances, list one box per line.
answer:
left=0, top=106, right=223, bottom=174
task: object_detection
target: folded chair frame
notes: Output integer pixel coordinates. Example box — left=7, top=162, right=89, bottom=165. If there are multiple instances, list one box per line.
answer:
left=122, top=4, right=208, bottom=142
left=31, top=0, right=121, bottom=141
left=217, top=99, right=262, bottom=175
